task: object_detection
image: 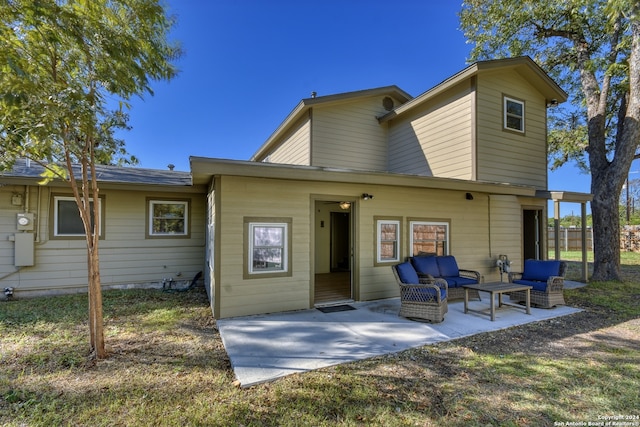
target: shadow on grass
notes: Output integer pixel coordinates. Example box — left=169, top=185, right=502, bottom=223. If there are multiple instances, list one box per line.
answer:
left=1, top=275, right=639, bottom=426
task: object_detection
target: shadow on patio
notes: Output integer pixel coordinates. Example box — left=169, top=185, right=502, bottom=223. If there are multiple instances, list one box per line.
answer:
left=218, top=290, right=584, bottom=387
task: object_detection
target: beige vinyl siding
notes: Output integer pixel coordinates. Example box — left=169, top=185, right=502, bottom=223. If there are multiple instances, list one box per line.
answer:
left=216, top=176, right=312, bottom=318
left=212, top=174, right=534, bottom=317
left=0, top=185, right=205, bottom=294
left=488, top=195, right=524, bottom=273
left=388, top=81, right=474, bottom=179
left=311, top=96, right=391, bottom=171
left=0, top=186, right=22, bottom=279
left=266, top=115, right=311, bottom=165
left=357, top=185, right=494, bottom=298
left=476, top=70, right=548, bottom=189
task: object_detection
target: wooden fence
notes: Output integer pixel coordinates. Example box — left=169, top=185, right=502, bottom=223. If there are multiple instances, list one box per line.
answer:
left=547, top=227, right=594, bottom=251
left=548, top=226, right=640, bottom=252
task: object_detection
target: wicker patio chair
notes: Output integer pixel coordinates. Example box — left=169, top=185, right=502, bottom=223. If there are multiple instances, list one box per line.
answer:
left=508, top=260, right=567, bottom=308
left=392, top=262, right=448, bottom=323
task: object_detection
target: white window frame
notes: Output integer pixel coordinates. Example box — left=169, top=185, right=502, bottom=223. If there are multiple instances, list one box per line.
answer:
left=248, top=222, right=289, bottom=275
left=504, top=96, right=525, bottom=133
left=376, top=219, right=401, bottom=263
left=53, top=196, right=102, bottom=237
left=148, top=200, right=189, bottom=236
left=409, top=221, right=449, bottom=256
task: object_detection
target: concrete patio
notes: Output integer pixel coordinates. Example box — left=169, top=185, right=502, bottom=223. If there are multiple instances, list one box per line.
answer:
left=218, top=284, right=584, bottom=387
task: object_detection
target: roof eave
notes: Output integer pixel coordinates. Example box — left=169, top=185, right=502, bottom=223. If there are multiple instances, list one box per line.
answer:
left=190, top=156, right=537, bottom=196
left=379, top=56, right=568, bottom=123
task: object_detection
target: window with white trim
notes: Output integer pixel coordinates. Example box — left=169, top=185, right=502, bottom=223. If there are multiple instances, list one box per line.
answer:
left=53, top=196, right=101, bottom=237
left=248, top=221, right=289, bottom=274
left=376, top=218, right=400, bottom=263
left=409, top=221, right=449, bottom=256
left=148, top=200, right=189, bottom=236
left=504, top=96, right=525, bottom=133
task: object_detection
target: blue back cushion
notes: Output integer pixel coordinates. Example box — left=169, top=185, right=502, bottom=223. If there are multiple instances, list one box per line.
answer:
left=522, top=260, right=561, bottom=281
left=411, top=256, right=440, bottom=276
left=396, top=262, right=419, bottom=284
left=437, top=256, right=459, bottom=277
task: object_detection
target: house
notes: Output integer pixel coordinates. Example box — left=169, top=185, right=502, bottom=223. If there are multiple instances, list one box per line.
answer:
left=0, top=160, right=207, bottom=298
left=1, top=56, right=591, bottom=316
left=190, top=56, right=589, bottom=319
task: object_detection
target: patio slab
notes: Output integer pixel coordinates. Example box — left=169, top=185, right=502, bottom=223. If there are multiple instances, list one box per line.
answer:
left=218, top=292, right=583, bottom=387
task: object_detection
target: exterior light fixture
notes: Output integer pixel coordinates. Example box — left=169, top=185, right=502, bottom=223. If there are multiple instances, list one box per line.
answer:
left=465, top=192, right=474, bottom=200
left=339, top=202, right=351, bottom=210
left=362, top=193, right=374, bottom=200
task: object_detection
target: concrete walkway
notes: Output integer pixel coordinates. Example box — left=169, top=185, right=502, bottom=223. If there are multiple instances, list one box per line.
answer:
left=218, top=284, right=585, bottom=387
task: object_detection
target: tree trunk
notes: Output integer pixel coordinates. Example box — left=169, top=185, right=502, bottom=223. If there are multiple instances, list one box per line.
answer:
left=87, top=243, right=106, bottom=358
left=590, top=180, right=622, bottom=281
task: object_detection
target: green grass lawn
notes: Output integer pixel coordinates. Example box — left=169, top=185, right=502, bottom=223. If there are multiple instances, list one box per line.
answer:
left=1, top=264, right=639, bottom=426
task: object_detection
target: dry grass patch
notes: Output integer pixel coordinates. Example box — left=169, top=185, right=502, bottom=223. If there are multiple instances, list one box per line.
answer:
left=1, top=268, right=639, bottom=426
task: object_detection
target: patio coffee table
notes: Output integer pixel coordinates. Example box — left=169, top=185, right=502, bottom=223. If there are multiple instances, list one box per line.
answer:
left=463, top=282, right=532, bottom=321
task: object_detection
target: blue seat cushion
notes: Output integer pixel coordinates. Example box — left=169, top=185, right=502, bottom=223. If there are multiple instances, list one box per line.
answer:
left=396, top=262, right=419, bottom=284
left=447, top=276, right=478, bottom=287
left=522, top=260, right=561, bottom=281
left=437, top=256, right=460, bottom=277
left=513, top=279, right=548, bottom=292
left=404, top=286, right=447, bottom=301
left=411, top=256, right=440, bottom=277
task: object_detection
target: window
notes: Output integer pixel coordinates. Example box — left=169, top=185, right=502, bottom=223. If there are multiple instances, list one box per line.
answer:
left=504, top=96, right=525, bottom=133
left=148, top=200, right=189, bottom=237
left=375, top=218, right=401, bottom=264
left=244, top=217, right=292, bottom=278
left=53, top=195, right=102, bottom=237
left=409, top=221, right=449, bottom=256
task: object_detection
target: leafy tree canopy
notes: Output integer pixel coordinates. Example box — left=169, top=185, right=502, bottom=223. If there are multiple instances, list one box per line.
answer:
left=0, top=0, right=182, bottom=177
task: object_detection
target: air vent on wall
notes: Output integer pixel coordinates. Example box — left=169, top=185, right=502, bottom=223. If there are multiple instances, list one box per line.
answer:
left=382, top=96, right=394, bottom=111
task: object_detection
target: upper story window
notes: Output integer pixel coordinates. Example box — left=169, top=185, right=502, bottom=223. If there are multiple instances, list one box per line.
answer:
left=148, top=199, right=190, bottom=237
left=53, top=195, right=102, bottom=238
left=504, top=96, right=525, bottom=133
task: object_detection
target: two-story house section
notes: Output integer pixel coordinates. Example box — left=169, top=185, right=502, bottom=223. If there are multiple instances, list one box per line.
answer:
left=250, top=86, right=412, bottom=171
left=381, top=56, right=565, bottom=188
left=191, top=56, right=585, bottom=319
left=252, top=57, right=564, bottom=190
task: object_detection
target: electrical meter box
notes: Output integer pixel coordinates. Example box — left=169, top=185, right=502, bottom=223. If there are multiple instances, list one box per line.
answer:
left=13, top=233, right=34, bottom=267
left=17, top=212, right=35, bottom=231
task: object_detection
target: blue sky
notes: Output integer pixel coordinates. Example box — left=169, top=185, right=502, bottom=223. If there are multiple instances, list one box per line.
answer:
left=118, top=0, right=591, bottom=214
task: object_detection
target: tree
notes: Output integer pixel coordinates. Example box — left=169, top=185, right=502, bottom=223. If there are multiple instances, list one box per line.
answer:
left=460, top=0, right=640, bottom=281
left=0, top=0, right=180, bottom=358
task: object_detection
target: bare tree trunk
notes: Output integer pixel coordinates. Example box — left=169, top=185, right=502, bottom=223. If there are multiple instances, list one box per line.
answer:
left=87, top=242, right=106, bottom=358
left=591, top=182, right=622, bottom=281
left=87, top=142, right=106, bottom=359
left=65, top=141, right=107, bottom=359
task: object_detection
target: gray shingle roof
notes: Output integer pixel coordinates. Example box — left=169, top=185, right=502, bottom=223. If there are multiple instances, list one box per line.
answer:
left=1, top=159, right=192, bottom=186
